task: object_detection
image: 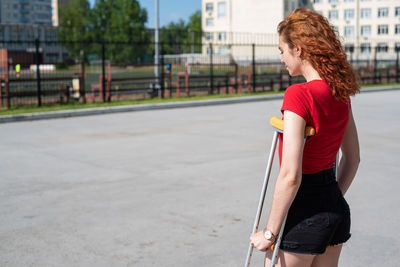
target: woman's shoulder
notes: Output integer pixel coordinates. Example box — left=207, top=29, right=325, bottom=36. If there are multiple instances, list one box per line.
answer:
left=284, top=82, right=309, bottom=98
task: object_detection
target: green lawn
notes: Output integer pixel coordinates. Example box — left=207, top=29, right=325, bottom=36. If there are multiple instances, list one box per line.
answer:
left=0, top=90, right=281, bottom=116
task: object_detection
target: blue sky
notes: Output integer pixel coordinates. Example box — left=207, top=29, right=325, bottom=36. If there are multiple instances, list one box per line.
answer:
left=88, top=0, right=201, bottom=28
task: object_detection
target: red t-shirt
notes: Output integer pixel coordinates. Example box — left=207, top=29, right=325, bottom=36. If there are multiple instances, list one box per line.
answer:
left=279, top=80, right=350, bottom=174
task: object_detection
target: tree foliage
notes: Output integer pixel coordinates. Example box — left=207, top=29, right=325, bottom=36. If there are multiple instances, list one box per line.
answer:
left=57, top=3, right=202, bottom=62
left=159, top=10, right=202, bottom=54
left=57, top=0, right=92, bottom=60
left=58, top=0, right=149, bottom=63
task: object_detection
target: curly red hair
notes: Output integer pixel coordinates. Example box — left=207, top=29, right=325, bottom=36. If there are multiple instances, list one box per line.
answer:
left=278, top=8, right=359, bottom=102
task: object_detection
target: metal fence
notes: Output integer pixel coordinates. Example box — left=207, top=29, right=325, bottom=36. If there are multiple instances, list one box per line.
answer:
left=0, top=39, right=399, bottom=108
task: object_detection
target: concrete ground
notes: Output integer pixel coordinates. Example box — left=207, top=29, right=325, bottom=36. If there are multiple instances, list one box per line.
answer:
left=0, top=90, right=399, bottom=267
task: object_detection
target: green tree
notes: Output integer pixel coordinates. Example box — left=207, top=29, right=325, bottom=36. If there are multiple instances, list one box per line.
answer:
left=186, top=10, right=202, bottom=53
left=159, top=10, right=202, bottom=55
left=57, top=0, right=92, bottom=61
left=160, top=19, right=188, bottom=54
left=91, top=0, right=149, bottom=63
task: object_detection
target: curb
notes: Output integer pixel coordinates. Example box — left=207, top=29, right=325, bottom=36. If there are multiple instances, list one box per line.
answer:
left=1, top=85, right=399, bottom=123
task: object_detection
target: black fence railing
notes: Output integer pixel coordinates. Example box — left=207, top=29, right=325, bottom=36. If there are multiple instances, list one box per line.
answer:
left=0, top=39, right=399, bottom=108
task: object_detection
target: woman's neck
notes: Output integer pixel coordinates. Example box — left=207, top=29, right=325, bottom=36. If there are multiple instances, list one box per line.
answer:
left=301, top=60, right=322, bottom=82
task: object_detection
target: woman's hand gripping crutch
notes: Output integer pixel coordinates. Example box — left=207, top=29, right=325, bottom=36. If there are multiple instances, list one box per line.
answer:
left=244, top=116, right=315, bottom=267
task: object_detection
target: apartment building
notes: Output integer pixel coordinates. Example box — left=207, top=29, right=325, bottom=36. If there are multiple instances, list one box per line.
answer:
left=201, top=0, right=312, bottom=60
left=313, top=0, right=400, bottom=59
left=0, top=0, right=53, bottom=26
left=0, top=0, right=67, bottom=63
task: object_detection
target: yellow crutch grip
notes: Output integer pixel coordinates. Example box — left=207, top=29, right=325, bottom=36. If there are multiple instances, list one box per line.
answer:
left=269, top=116, right=315, bottom=137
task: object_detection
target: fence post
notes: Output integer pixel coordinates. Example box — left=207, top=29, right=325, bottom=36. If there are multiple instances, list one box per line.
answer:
left=5, top=55, right=10, bottom=109
left=81, top=50, right=86, bottom=103
left=35, top=38, right=42, bottom=107
left=209, top=43, right=214, bottom=95
left=396, top=46, right=399, bottom=83
left=234, top=63, right=238, bottom=93
left=252, top=43, right=256, bottom=92
left=101, top=40, right=106, bottom=102
left=160, top=47, right=165, bottom=99
left=373, top=46, right=377, bottom=84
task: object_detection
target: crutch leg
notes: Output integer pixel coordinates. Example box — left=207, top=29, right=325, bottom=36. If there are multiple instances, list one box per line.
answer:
left=244, top=131, right=279, bottom=267
left=269, top=215, right=286, bottom=266
left=245, top=117, right=315, bottom=267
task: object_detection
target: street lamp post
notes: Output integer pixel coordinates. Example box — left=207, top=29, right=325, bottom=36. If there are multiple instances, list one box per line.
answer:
left=189, top=29, right=195, bottom=54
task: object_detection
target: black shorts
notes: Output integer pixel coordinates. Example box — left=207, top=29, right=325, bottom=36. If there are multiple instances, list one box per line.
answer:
left=279, top=168, right=351, bottom=255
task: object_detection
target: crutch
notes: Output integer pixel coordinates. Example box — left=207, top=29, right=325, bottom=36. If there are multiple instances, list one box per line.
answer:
left=244, top=116, right=315, bottom=267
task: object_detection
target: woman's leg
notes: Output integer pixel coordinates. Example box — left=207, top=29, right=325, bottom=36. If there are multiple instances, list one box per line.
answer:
left=310, top=244, right=343, bottom=267
left=265, top=249, right=315, bottom=267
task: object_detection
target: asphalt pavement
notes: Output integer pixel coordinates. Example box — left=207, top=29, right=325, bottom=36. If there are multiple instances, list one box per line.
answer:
left=0, top=89, right=399, bottom=266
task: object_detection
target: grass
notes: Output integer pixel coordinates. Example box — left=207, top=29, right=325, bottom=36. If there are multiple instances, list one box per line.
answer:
left=1, top=82, right=399, bottom=117
left=0, top=90, right=282, bottom=116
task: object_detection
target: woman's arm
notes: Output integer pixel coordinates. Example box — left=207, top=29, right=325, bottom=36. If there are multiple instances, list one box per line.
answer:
left=250, top=110, right=305, bottom=251
left=337, top=108, right=360, bottom=195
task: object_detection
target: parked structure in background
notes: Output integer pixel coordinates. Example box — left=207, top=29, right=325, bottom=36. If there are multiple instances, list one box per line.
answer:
left=201, top=0, right=312, bottom=61
left=313, top=0, right=400, bottom=60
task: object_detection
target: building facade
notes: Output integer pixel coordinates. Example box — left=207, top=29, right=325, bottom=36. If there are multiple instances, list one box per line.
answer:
left=202, top=0, right=399, bottom=61
left=0, top=0, right=53, bottom=26
left=201, top=0, right=312, bottom=60
left=312, top=0, right=400, bottom=60
left=0, top=0, right=67, bottom=63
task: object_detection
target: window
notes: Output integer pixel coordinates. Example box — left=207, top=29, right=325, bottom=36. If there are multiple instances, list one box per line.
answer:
left=360, top=8, right=371, bottom=19
left=218, top=32, right=226, bottom=41
left=361, top=25, right=371, bottom=36
left=206, top=3, right=213, bottom=13
left=344, top=9, right=354, bottom=20
left=314, top=0, right=322, bottom=3
left=378, top=8, right=388, bottom=18
left=376, top=43, right=388, bottom=53
left=361, top=43, right=371, bottom=53
left=395, top=24, right=400, bottom=34
left=206, top=18, right=214, bottom=26
left=218, top=2, right=226, bottom=18
left=344, top=0, right=354, bottom=2
left=396, top=7, right=400, bottom=17
left=378, top=25, right=388, bottom=35
left=218, top=46, right=229, bottom=55
left=344, top=26, right=354, bottom=36
left=205, top=32, right=214, bottom=41
left=329, top=10, right=338, bottom=20
left=345, top=44, right=354, bottom=53
left=329, top=0, right=338, bottom=3
left=395, top=43, right=400, bottom=52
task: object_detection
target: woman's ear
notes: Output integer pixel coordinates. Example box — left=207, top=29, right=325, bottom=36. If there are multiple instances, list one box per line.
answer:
left=294, top=45, right=302, bottom=58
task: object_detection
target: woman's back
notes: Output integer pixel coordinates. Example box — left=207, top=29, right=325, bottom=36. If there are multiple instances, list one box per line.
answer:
left=279, top=80, right=350, bottom=174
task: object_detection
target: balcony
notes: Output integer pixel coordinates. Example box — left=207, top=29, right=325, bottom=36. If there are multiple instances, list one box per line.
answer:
left=19, top=0, right=29, bottom=4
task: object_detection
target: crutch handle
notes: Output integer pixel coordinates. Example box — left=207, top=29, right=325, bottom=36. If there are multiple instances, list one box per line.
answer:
left=270, top=116, right=315, bottom=137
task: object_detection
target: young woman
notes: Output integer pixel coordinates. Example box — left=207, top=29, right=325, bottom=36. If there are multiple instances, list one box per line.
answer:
left=250, top=8, right=360, bottom=267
